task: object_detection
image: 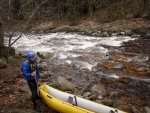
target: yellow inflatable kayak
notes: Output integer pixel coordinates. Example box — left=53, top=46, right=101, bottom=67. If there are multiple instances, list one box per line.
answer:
left=39, top=83, right=127, bottom=113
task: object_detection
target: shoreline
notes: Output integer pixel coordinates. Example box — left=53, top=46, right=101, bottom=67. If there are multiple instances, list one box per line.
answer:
left=31, top=18, right=150, bottom=36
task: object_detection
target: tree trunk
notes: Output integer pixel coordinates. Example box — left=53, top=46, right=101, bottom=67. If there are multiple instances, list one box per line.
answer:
left=0, top=23, right=4, bottom=47
left=89, top=3, right=93, bottom=18
left=87, top=0, right=95, bottom=18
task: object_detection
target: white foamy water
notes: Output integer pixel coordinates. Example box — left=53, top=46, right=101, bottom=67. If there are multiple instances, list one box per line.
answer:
left=4, top=32, right=136, bottom=70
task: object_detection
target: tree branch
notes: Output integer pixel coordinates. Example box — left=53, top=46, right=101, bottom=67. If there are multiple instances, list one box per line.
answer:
left=18, top=0, right=33, bottom=18
left=10, top=0, right=48, bottom=47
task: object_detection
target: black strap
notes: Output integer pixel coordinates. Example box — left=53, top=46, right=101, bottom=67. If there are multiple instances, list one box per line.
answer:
left=74, top=96, right=77, bottom=106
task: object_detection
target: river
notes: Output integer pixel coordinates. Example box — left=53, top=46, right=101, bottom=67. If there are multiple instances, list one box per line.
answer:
left=5, top=32, right=136, bottom=71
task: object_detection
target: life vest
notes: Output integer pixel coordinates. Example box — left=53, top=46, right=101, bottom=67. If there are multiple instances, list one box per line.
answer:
left=21, top=60, right=37, bottom=73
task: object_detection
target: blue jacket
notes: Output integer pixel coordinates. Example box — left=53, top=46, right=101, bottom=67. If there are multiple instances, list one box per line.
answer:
left=22, top=60, right=40, bottom=81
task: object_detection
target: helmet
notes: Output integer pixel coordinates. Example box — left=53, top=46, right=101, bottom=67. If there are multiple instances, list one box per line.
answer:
left=26, top=52, right=35, bottom=58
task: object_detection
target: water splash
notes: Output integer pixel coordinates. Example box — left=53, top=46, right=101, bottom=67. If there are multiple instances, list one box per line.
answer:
left=4, top=32, right=136, bottom=70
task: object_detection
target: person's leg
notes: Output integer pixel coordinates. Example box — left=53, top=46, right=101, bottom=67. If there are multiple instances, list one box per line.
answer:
left=31, top=89, right=37, bottom=107
left=27, top=80, right=41, bottom=112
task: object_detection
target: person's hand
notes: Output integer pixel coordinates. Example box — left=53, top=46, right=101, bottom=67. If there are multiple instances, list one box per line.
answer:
left=38, top=78, right=41, bottom=82
left=31, top=71, right=36, bottom=76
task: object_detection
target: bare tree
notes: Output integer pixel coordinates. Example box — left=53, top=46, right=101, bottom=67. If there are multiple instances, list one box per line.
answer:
left=0, top=0, right=48, bottom=53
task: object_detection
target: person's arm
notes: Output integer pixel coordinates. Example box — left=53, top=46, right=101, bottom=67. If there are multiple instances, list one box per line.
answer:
left=22, top=62, right=31, bottom=78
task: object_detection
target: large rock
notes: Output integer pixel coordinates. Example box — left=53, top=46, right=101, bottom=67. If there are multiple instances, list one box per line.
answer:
left=91, top=84, right=106, bottom=95
left=18, top=84, right=31, bottom=95
left=33, top=22, right=54, bottom=31
left=37, top=52, right=53, bottom=59
left=57, top=76, right=75, bottom=91
left=7, top=55, right=25, bottom=67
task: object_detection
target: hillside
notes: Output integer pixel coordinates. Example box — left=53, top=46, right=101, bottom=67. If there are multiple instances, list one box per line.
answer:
left=30, top=0, right=150, bottom=34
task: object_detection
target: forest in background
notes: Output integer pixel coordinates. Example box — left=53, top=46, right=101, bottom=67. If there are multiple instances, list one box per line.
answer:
left=0, top=0, right=150, bottom=26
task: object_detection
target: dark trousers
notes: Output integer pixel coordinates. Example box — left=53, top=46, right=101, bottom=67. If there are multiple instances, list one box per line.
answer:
left=27, top=79, right=38, bottom=107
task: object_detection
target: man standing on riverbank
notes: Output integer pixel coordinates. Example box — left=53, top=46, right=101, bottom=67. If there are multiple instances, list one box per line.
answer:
left=21, top=51, right=41, bottom=112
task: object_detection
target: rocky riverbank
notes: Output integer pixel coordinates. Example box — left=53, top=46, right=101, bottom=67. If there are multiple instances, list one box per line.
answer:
left=0, top=18, right=150, bottom=113
left=32, top=18, right=150, bottom=36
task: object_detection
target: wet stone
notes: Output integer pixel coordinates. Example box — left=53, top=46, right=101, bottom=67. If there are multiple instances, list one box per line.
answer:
left=145, top=106, right=150, bottom=113
left=83, top=92, right=91, bottom=97
left=0, top=85, right=3, bottom=90
left=118, top=77, right=130, bottom=83
left=101, top=100, right=113, bottom=107
left=112, top=64, right=124, bottom=70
